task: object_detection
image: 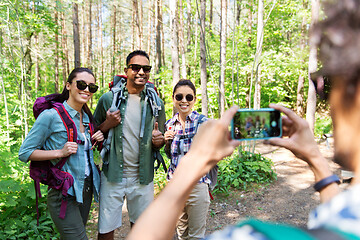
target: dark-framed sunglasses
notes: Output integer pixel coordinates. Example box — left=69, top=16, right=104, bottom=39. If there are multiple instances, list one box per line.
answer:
left=175, top=93, right=194, bottom=102
left=76, top=80, right=99, bottom=93
left=310, top=72, right=331, bottom=101
left=128, top=64, right=152, bottom=73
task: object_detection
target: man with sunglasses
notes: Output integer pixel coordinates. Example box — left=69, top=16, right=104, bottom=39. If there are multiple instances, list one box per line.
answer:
left=94, top=50, right=166, bottom=240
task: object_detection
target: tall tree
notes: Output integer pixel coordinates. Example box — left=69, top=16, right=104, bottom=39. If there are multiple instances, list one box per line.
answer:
left=61, top=0, right=69, bottom=85
left=219, top=0, right=227, bottom=116
left=111, top=2, right=116, bottom=76
left=133, top=0, right=143, bottom=49
left=73, top=3, right=81, bottom=68
left=87, top=0, right=92, bottom=68
left=155, top=0, right=163, bottom=73
left=54, top=2, right=59, bottom=92
left=199, top=0, right=208, bottom=116
left=179, top=0, right=187, bottom=79
left=253, top=0, right=264, bottom=109
left=209, top=0, right=213, bottom=32
left=297, top=2, right=308, bottom=116
left=169, top=0, right=180, bottom=86
left=98, top=0, right=104, bottom=86
left=306, top=0, right=320, bottom=132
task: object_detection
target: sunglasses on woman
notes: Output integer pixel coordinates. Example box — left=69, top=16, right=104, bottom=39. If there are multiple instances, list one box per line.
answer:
left=175, top=93, right=194, bottom=102
left=128, top=64, right=152, bottom=73
left=76, top=80, right=99, bottom=93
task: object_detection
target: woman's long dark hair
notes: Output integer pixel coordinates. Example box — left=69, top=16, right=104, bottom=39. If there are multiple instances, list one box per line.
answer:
left=56, top=67, right=96, bottom=125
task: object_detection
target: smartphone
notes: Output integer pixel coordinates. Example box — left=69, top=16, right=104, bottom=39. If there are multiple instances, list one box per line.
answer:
left=231, top=108, right=282, bottom=141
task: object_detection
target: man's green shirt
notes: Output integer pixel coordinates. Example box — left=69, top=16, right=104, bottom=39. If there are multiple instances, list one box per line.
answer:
left=94, top=85, right=166, bottom=184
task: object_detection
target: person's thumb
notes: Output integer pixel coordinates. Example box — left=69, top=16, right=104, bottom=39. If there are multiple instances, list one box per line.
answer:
left=153, top=122, right=159, bottom=131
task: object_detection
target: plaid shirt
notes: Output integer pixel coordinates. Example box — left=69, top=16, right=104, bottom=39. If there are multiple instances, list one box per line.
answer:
left=165, top=111, right=210, bottom=184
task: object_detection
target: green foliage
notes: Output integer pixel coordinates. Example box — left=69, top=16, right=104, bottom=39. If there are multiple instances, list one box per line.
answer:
left=0, top=148, right=59, bottom=239
left=314, top=112, right=332, bottom=138
left=153, top=148, right=170, bottom=193
left=214, top=148, right=277, bottom=194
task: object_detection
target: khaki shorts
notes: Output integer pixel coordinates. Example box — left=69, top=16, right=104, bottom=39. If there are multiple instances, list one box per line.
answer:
left=98, top=172, right=154, bottom=234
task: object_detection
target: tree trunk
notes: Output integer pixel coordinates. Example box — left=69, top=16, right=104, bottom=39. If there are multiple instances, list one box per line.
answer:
left=186, top=0, right=192, bottom=53
left=0, top=30, right=10, bottom=141
left=199, top=0, right=207, bottom=116
left=81, top=4, right=86, bottom=65
left=247, top=0, right=253, bottom=47
left=87, top=0, right=92, bottom=69
left=169, top=0, right=180, bottom=86
left=61, top=2, right=69, bottom=85
left=209, top=0, right=213, bottom=32
left=34, top=33, right=40, bottom=93
left=73, top=3, right=81, bottom=68
left=194, top=3, right=198, bottom=62
left=219, top=0, right=227, bottom=116
left=147, top=0, right=153, bottom=58
left=133, top=0, right=143, bottom=49
left=112, top=2, right=116, bottom=76
left=55, top=3, right=59, bottom=92
left=155, top=0, right=162, bottom=73
left=253, top=0, right=264, bottom=110
left=98, top=0, right=104, bottom=87
left=306, top=0, right=320, bottom=133
left=297, top=12, right=307, bottom=116
left=179, top=0, right=187, bottom=79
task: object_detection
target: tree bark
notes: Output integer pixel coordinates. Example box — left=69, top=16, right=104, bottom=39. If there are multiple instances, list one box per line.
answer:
left=199, top=0, right=208, bottom=116
left=61, top=1, right=69, bottom=85
left=133, top=0, right=143, bottom=49
left=98, top=0, right=104, bottom=87
left=247, top=0, right=253, bottom=47
left=297, top=10, right=307, bottom=116
left=306, top=0, right=320, bottom=133
left=73, top=3, right=81, bottom=68
left=179, top=0, right=187, bottom=79
left=155, top=0, right=162, bottom=73
left=112, top=2, right=116, bottom=76
left=253, top=0, right=264, bottom=110
left=219, top=0, right=227, bottom=116
left=186, top=0, right=192, bottom=53
left=209, top=0, right=213, bottom=32
left=87, top=0, right=92, bottom=69
left=55, top=2, right=59, bottom=92
left=169, top=0, right=180, bottom=86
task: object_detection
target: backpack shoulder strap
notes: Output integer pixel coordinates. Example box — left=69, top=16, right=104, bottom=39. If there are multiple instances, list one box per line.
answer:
left=52, top=104, right=77, bottom=169
left=110, top=75, right=127, bottom=112
left=145, top=83, right=162, bottom=118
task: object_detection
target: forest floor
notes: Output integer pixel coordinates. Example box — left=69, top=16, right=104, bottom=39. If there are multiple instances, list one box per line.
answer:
left=86, top=138, right=347, bottom=239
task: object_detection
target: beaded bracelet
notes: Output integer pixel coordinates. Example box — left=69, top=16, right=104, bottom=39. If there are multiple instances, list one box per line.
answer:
left=314, top=174, right=340, bottom=192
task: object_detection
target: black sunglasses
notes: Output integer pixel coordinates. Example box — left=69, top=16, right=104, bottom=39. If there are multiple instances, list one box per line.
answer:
left=128, top=64, right=152, bottom=73
left=175, top=93, right=194, bottom=102
left=310, top=72, right=331, bottom=101
left=76, top=80, right=99, bottom=93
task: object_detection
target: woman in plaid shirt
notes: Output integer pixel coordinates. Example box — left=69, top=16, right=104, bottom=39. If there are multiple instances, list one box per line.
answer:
left=164, top=79, right=210, bottom=239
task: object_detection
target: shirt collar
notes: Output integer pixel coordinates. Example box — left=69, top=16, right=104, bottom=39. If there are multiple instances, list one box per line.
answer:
left=63, top=101, right=89, bottom=123
left=172, top=111, right=197, bottom=123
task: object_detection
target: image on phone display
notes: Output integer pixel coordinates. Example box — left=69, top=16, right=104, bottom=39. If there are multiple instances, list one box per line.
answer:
left=231, top=108, right=282, bottom=141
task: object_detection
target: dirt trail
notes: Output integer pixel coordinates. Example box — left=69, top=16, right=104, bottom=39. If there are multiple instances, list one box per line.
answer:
left=87, top=140, right=345, bottom=239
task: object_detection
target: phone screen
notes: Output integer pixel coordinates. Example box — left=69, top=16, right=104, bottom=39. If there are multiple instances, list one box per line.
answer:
left=231, top=108, right=282, bottom=141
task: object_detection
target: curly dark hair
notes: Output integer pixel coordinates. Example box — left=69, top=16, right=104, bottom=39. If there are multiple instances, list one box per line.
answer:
left=313, top=0, right=360, bottom=82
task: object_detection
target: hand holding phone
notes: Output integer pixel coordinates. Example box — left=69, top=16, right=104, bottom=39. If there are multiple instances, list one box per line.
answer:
left=231, top=108, right=282, bottom=141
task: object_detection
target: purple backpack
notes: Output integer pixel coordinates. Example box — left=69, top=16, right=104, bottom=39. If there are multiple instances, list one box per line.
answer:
left=31, top=94, right=94, bottom=224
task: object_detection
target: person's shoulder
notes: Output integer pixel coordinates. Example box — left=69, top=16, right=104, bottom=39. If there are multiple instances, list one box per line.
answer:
left=36, top=108, right=58, bottom=121
left=166, top=113, right=178, bottom=125
left=98, top=91, right=113, bottom=103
